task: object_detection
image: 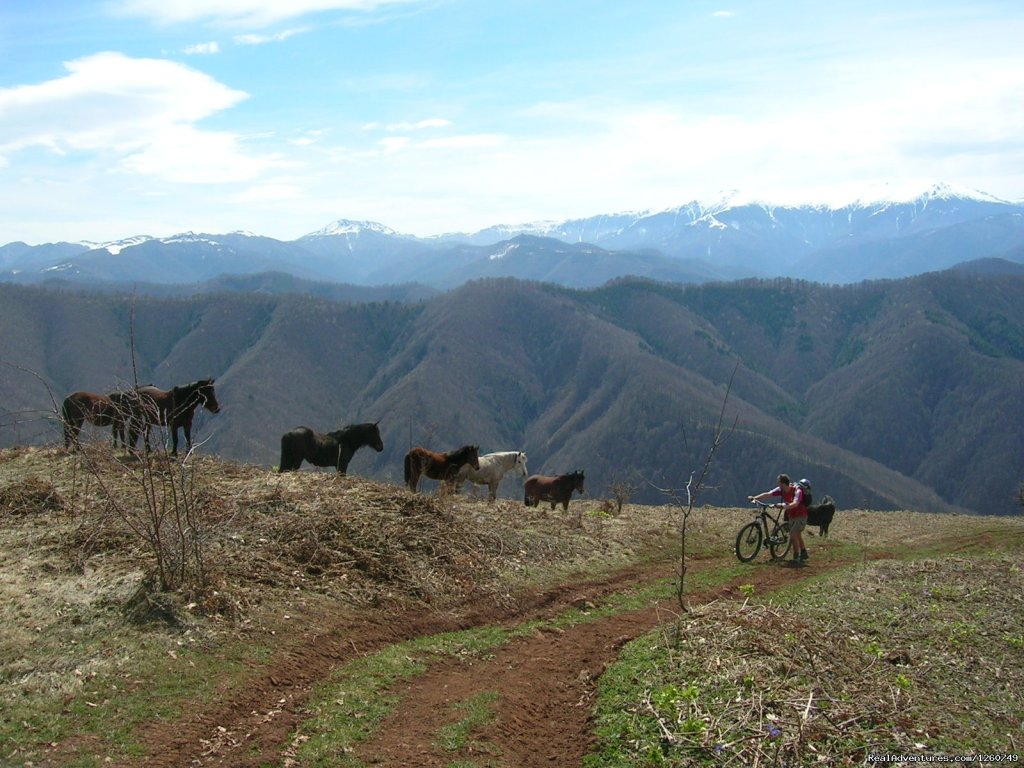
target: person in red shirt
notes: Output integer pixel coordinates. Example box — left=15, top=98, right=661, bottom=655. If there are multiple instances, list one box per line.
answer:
left=748, top=474, right=809, bottom=566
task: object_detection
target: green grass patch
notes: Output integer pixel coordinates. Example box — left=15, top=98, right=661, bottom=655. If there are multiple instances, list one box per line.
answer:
left=435, top=690, right=500, bottom=753
left=585, top=553, right=1024, bottom=766
left=2, top=624, right=270, bottom=768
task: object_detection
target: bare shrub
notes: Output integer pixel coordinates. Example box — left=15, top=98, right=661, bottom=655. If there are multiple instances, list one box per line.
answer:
left=606, top=476, right=638, bottom=516
left=0, top=477, right=66, bottom=516
left=64, top=438, right=217, bottom=598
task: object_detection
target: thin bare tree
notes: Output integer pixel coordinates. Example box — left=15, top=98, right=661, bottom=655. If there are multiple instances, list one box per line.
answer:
left=653, top=363, right=739, bottom=610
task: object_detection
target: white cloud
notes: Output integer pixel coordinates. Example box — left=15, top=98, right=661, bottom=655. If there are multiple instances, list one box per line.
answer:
left=0, top=52, right=284, bottom=185
left=183, top=41, right=220, bottom=54
left=234, top=27, right=306, bottom=45
left=119, top=125, right=285, bottom=183
left=419, top=134, right=504, bottom=150
left=290, top=130, right=325, bottom=146
left=374, top=136, right=410, bottom=154
left=234, top=181, right=303, bottom=202
left=384, top=118, right=452, bottom=131
left=111, top=0, right=418, bottom=28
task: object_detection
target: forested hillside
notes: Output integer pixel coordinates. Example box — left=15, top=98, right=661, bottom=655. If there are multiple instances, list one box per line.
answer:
left=1, top=271, right=1022, bottom=515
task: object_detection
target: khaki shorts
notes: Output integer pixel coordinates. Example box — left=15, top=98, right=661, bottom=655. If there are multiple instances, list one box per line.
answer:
left=788, top=516, right=806, bottom=535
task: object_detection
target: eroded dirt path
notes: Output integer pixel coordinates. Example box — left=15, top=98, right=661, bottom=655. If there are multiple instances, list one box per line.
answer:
left=109, top=561, right=685, bottom=768
left=354, top=554, right=831, bottom=767
left=105, top=549, right=839, bottom=768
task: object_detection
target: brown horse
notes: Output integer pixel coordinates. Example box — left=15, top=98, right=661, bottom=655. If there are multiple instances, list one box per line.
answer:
left=122, top=379, right=221, bottom=455
left=108, top=388, right=147, bottom=449
left=61, top=391, right=125, bottom=449
left=404, top=444, right=480, bottom=493
left=524, top=470, right=586, bottom=510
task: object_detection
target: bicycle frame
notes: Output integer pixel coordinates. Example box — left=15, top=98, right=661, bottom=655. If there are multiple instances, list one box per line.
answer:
left=735, top=500, right=791, bottom=562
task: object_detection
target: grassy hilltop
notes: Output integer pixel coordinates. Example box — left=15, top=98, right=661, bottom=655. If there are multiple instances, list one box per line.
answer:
left=1, top=446, right=1022, bottom=766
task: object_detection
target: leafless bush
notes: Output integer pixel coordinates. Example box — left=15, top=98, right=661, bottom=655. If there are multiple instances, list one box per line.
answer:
left=65, top=428, right=215, bottom=599
left=606, top=476, right=638, bottom=516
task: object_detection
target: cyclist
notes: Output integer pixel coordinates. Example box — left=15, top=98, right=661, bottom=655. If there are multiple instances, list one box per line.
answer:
left=748, top=474, right=809, bottom=565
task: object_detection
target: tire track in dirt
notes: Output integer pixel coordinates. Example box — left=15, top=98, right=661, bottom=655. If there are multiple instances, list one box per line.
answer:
left=102, top=561, right=685, bottom=768
left=352, top=554, right=831, bottom=768
left=97, top=537, right=925, bottom=768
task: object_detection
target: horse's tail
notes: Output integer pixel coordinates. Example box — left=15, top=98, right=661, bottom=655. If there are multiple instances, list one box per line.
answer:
left=404, top=452, right=413, bottom=487
left=61, top=396, right=80, bottom=448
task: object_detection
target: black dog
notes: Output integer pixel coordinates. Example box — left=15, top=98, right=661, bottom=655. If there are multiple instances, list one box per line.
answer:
left=806, top=495, right=836, bottom=536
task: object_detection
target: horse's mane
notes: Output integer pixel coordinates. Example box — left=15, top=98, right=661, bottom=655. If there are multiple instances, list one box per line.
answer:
left=450, top=444, right=478, bottom=460
left=341, top=422, right=379, bottom=435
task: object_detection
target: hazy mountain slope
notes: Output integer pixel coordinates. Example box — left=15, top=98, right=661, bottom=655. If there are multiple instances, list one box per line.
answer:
left=338, top=279, right=961, bottom=512
left=793, top=213, right=1024, bottom=282
left=577, top=274, right=1024, bottom=515
left=0, top=275, right=1017, bottom=514
left=17, top=272, right=439, bottom=303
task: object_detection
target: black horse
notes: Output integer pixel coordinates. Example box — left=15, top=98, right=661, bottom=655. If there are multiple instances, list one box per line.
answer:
left=279, top=422, right=384, bottom=473
left=118, top=379, right=221, bottom=455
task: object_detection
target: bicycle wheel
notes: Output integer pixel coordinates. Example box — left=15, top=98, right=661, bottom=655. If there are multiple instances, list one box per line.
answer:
left=735, top=521, right=764, bottom=562
left=768, top=520, right=791, bottom=561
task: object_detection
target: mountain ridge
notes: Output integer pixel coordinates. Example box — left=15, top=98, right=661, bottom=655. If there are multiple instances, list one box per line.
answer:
left=4, top=184, right=1024, bottom=289
left=2, top=269, right=1021, bottom=516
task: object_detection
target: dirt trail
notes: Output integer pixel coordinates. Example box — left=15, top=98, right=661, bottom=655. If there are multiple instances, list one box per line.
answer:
left=107, top=552, right=833, bottom=768
left=355, top=555, right=826, bottom=767
left=111, top=562, right=678, bottom=768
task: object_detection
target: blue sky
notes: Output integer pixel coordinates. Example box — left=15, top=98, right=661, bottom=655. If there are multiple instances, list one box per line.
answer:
left=2, top=1, right=1023, bottom=244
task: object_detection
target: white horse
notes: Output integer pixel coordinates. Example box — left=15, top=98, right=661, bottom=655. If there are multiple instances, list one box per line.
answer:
left=457, top=450, right=528, bottom=501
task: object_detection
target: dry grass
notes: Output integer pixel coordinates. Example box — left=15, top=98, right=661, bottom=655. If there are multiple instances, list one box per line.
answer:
left=3, top=443, right=1023, bottom=766
left=0, top=446, right=677, bottom=686
left=603, top=553, right=1024, bottom=765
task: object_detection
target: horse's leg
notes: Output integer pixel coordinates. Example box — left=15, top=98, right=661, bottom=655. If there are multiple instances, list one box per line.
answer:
left=176, top=415, right=195, bottom=455
left=336, top=447, right=353, bottom=474
left=488, top=480, right=498, bottom=502
left=279, top=437, right=295, bottom=471
left=64, top=419, right=81, bottom=450
left=184, top=413, right=196, bottom=451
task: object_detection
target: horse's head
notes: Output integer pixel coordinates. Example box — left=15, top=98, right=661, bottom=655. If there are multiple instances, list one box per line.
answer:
left=466, top=444, right=480, bottom=470
left=368, top=422, right=384, bottom=452
left=515, top=451, right=529, bottom=477
left=197, top=379, right=221, bottom=413
left=572, top=469, right=585, bottom=494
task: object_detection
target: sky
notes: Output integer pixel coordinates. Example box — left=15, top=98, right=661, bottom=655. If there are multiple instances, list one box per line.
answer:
left=1, top=0, right=1023, bottom=245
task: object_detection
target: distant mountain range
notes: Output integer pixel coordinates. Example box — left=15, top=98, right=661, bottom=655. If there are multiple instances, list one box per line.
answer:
left=2, top=265, right=1022, bottom=516
left=3, top=183, right=1023, bottom=290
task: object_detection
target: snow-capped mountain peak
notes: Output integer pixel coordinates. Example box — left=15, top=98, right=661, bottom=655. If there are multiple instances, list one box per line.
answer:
left=80, top=235, right=154, bottom=256
left=845, top=180, right=1010, bottom=209
left=305, top=220, right=400, bottom=238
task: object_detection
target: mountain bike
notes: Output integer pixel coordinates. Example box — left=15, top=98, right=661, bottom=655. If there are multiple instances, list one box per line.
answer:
left=735, top=500, right=792, bottom=562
